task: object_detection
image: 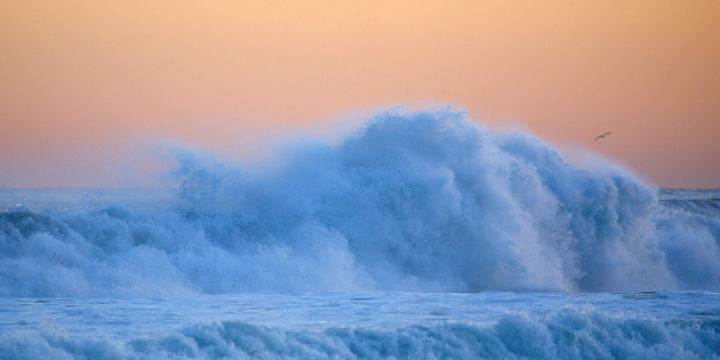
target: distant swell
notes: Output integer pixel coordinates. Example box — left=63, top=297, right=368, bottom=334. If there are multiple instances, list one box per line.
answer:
left=2, top=309, right=719, bottom=359
left=1, top=110, right=720, bottom=297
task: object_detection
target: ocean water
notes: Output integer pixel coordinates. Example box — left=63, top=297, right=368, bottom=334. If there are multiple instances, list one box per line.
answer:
left=1, top=110, right=719, bottom=359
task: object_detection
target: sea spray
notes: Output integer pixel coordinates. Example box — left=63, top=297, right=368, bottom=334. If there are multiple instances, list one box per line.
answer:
left=1, top=109, right=719, bottom=297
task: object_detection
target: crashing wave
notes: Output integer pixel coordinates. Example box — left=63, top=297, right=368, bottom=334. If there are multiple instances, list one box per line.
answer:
left=1, top=110, right=719, bottom=296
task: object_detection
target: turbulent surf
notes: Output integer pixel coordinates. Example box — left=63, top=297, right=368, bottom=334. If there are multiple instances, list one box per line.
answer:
left=1, top=110, right=720, bottom=359
left=1, top=110, right=720, bottom=297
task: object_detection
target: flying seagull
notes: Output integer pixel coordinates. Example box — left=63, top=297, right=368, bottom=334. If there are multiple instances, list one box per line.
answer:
left=595, top=132, right=612, bottom=141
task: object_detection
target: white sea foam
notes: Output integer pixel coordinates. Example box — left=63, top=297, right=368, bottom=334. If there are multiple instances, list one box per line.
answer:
left=1, top=308, right=718, bottom=360
left=1, top=109, right=719, bottom=297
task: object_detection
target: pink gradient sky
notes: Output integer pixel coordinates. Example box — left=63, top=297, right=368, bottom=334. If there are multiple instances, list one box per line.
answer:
left=1, top=1, right=718, bottom=188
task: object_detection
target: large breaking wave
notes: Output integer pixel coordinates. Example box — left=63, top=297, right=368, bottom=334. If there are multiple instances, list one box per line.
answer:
left=3, top=309, right=720, bottom=359
left=1, top=109, right=719, bottom=297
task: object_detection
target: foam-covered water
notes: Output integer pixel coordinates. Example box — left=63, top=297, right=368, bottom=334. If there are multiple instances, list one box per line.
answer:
left=1, top=110, right=719, bottom=358
left=2, top=291, right=720, bottom=359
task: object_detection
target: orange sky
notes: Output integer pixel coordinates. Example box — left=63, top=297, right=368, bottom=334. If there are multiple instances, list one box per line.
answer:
left=1, top=0, right=719, bottom=188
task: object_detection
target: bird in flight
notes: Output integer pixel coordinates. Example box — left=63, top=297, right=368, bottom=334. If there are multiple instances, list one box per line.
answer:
left=595, top=132, right=612, bottom=141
